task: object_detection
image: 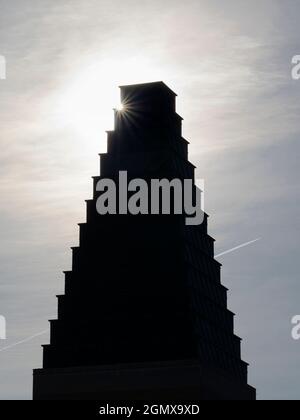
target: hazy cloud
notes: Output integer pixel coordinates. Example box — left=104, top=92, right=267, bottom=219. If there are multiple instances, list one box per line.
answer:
left=0, top=0, right=299, bottom=399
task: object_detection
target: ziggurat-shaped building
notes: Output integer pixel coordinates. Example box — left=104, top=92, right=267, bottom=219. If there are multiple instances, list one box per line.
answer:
left=33, top=82, right=255, bottom=400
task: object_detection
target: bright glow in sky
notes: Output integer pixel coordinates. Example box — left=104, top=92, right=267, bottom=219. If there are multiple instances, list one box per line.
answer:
left=54, top=58, right=160, bottom=144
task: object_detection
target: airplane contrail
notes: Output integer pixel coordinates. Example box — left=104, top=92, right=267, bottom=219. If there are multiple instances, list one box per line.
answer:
left=215, top=238, right=261, bottom=258
left=0, top=329, right=49, bottom=353
left=0, top=238, right=261, bottom=354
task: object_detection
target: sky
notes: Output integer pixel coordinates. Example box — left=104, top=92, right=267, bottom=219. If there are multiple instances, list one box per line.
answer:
left=0, top=0, right=299, bottom=400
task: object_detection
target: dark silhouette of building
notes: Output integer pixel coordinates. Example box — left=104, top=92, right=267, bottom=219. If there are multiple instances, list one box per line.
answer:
left=33, top=82, right=255, bottom=400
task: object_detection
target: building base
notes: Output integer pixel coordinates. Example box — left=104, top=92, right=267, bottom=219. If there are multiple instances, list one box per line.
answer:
left=33, top=360, right=255, bottom=400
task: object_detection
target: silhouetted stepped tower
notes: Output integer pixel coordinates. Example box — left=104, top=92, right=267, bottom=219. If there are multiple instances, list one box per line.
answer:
left=33, top=82, right=255, bottom=400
